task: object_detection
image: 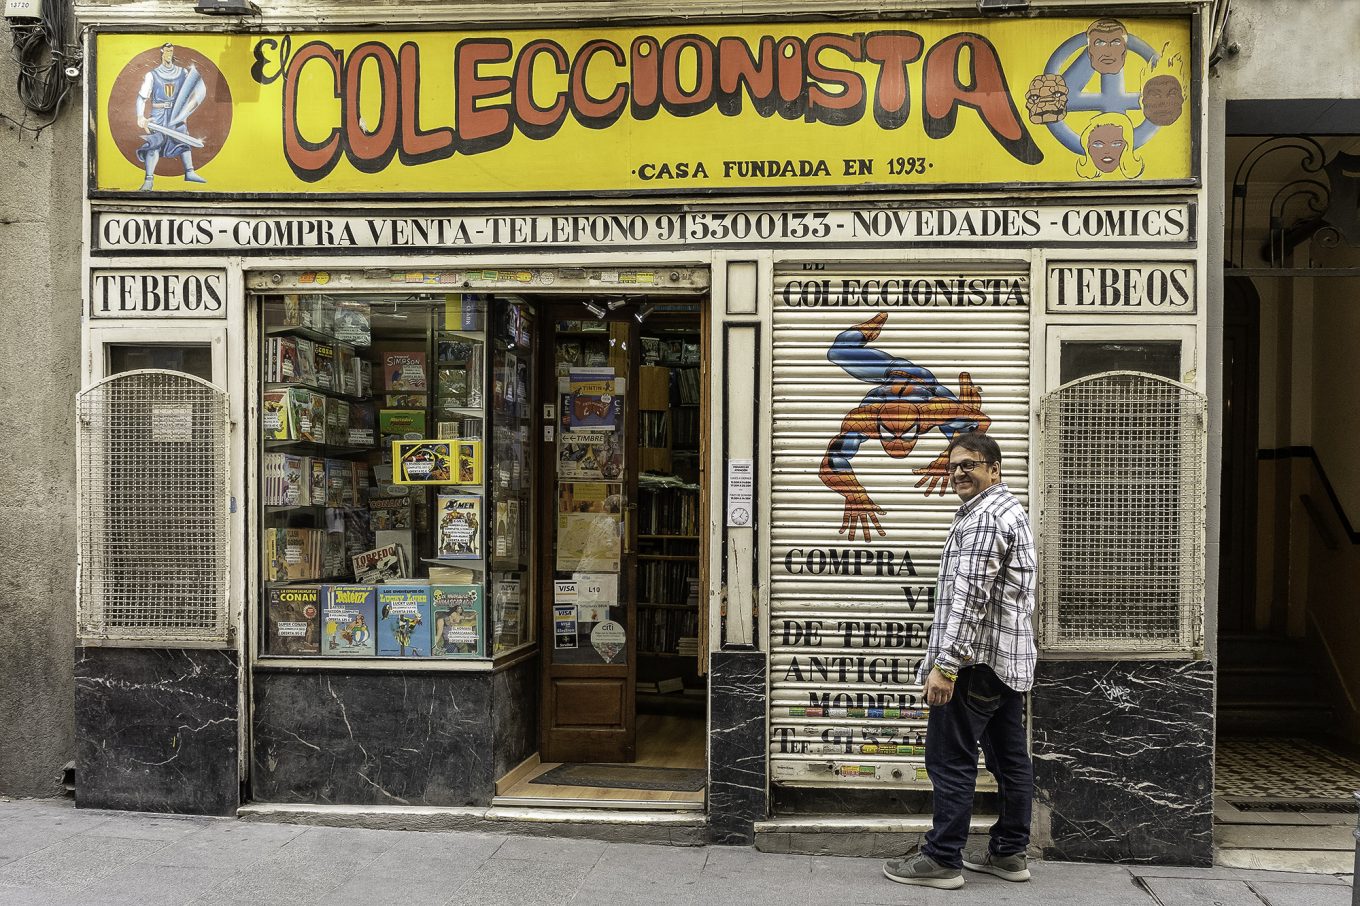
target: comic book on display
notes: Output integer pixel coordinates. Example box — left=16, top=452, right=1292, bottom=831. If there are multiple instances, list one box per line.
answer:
left=379, top=410, right=426, bottom=448
left=393, top=441, right=455, bottom=484
left=262, top=390, right=292, bottom=440
left=436, top=494, right=481, bottom=559
left=557, top=430, right=623, bottom=481
left=314, top=343, right=336, bottom=391
left=334, top=300, right=372, bottom=346
left=368, top=489, right=413, bottom=531
left=455, top=441, right=482, bottom=485
left=266, top=585, right=321, bottom=655
left=438, top=335, right=483, bottom=406
left=263, top=453, right=305, bottom=506
left=267, top=388, right=326, bottom=444
left=351, top=543, right=404, bottom=583
left=349, top=402, right=376, bottom=446
left=430, top=585, right=483, bottom=657
left=443, top=293, right=485, bottom=332
left=377, top=585, right=431, bottom=657
left=564, top=369, right=623, bottom=432
left=384, top=352, right=427, bottom=392
left=336, top=345, right=357, bottom=395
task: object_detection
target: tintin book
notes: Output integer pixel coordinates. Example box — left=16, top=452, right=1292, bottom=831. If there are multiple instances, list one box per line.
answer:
left=376, top=585, right=431, bottom=657
left=323, top=585, right=376, bottom=656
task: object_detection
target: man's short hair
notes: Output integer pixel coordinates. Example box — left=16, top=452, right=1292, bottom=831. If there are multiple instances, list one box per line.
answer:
left=947, top=431, right=1002, bottom=465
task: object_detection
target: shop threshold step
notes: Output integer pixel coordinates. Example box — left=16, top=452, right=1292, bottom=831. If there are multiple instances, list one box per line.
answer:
left=239, top=802, right=707, bottom=846
left=755, top=815, right=995, bottom=858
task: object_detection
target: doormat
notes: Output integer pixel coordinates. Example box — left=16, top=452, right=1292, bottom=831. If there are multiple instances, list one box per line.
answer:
left=532, top=764, right=706, bottom=792
left=1228, top=800, right=1357, bottom=814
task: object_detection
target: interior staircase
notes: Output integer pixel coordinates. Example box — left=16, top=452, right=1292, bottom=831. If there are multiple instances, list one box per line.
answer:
left=1217, top=634, right=1336, bottom=737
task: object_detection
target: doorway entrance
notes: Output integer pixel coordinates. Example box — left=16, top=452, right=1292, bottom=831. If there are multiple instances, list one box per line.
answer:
left=497, top=294, right=709, bottom=807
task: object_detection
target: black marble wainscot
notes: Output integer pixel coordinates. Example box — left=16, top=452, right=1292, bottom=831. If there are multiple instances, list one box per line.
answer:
left=492, top=658, right=538, bottom=782
left=75, top=647, right=240, bottom=816
left=708, top=650, right=768, bottom=844
left=1031, top=659, right=1214, bottom=866
left=252, top=669, right=497, bottom=806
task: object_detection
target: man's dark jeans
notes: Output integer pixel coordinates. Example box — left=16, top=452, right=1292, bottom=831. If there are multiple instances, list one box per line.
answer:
left=921, top=664, right=1033, bottom=868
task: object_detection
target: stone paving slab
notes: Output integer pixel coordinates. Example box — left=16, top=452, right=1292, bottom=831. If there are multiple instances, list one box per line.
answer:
left=1139, top=877, right=1265, bottom=906
left=1251, top=880, right=1356, bottom=906
left=0, top=798, right=1351, bottom=906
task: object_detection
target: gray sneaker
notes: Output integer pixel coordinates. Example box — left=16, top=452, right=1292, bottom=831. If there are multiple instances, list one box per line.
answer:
left=882, top=848, right=964, bottom=889
left=962, top=848, right=1031, bottom=882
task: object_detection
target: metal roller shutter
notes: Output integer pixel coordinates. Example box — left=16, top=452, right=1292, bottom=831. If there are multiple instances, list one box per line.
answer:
left=770, top=265, right=1030, bottom=788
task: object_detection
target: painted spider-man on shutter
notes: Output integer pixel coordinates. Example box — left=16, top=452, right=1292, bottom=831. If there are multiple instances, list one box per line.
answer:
left=819, top=312, right=991, bottom=541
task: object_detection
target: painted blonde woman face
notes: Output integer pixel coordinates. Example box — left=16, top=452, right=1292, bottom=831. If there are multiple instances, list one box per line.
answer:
left=1086, top=123, right=1126, bottom=173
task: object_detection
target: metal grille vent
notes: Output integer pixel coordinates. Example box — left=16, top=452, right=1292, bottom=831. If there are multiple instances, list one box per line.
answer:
left=77, top=370, right=230, bottom=645
left=1039, top=372, right=1205, bottom=653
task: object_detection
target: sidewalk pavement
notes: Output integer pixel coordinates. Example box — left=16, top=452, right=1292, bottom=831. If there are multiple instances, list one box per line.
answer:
left=0, top=797, right=1352, bottom=906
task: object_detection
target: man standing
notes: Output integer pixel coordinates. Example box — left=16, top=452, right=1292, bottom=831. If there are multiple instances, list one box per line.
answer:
left=883, top=432, right=1037, bottom=889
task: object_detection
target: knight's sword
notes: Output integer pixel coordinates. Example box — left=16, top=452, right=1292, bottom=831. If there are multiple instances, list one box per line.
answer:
left=141, top=121, right=205, bottom=149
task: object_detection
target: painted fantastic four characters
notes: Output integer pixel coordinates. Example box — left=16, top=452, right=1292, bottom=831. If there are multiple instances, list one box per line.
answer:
left=819, top=312, right=991, bottom=542
left=1022, top=18, right=1186, bottom=180
left=133, top=43, right=209, bottom=191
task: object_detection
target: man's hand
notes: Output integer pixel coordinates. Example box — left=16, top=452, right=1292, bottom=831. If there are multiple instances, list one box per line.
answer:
left=839, top=492, right=886, bottom=542
left=924, top=667, right=955, bottom=706
left=137, top=115, right=148, bottom=130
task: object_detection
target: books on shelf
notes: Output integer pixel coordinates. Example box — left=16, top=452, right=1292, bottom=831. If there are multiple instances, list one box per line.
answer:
left=638, top=603, right=700, bottom=656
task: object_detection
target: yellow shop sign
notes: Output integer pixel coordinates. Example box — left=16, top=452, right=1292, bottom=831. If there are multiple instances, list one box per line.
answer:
left=93, top=17, right=1194, bottom=197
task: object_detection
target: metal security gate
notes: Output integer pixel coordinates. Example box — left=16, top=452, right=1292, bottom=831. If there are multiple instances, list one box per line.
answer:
left=770, top=266, right=1030, bottom=789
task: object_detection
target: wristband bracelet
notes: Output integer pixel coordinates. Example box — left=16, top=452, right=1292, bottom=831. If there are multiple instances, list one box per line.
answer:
left=934, top=665, right=958, bottom=682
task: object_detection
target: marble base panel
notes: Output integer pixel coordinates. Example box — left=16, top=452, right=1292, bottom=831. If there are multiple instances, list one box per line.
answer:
left=492, top=659, right=538, bottom=782
left=1032, top=659, right=1214, bottom=866
left=252, top=670, right=496, bottom=807
left=75, top=647, right=240, bottom=816
left=708, top=650, right=767, bottom=844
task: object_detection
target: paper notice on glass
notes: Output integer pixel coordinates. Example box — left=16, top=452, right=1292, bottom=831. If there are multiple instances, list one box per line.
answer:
left=726, top=458, right=754, bottom=527
left=555, top=513, right=621, bottom=572
left=573, top=572, right=617, bottom=605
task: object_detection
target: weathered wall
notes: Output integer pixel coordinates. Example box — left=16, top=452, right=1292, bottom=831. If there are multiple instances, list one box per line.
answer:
left=1216, top=0, right=1360, bottom=100
left=0, top=21, right=82, bottom=797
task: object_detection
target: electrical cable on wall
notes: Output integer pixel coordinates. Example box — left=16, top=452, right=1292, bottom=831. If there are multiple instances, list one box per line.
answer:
left=3, top=0, right=80, bottom=138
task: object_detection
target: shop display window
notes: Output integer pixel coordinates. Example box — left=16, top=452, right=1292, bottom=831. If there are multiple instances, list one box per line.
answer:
left=257, top=292, right=535, bottom=661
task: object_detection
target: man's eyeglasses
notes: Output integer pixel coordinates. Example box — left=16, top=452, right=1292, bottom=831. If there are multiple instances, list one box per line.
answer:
left=947, top=459, right=989, bottom=474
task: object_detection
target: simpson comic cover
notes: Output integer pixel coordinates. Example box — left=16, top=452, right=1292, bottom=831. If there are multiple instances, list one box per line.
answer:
left=384, top=351, right=427, bottom=392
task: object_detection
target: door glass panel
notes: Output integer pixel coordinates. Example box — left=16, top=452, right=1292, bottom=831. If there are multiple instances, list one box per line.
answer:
left=551, top=317, right=629, bottom=665
left=1060, top=340, right=1180, bottom=384
left=107, top=343, right=213, bottom=381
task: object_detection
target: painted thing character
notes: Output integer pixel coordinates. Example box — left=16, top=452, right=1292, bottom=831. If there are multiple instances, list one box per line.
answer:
left=819, top=312, right=990, bottom=542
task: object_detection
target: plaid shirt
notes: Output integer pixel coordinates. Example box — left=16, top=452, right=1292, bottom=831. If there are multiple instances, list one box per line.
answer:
left=919, top=482, right=1037, bottom=692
